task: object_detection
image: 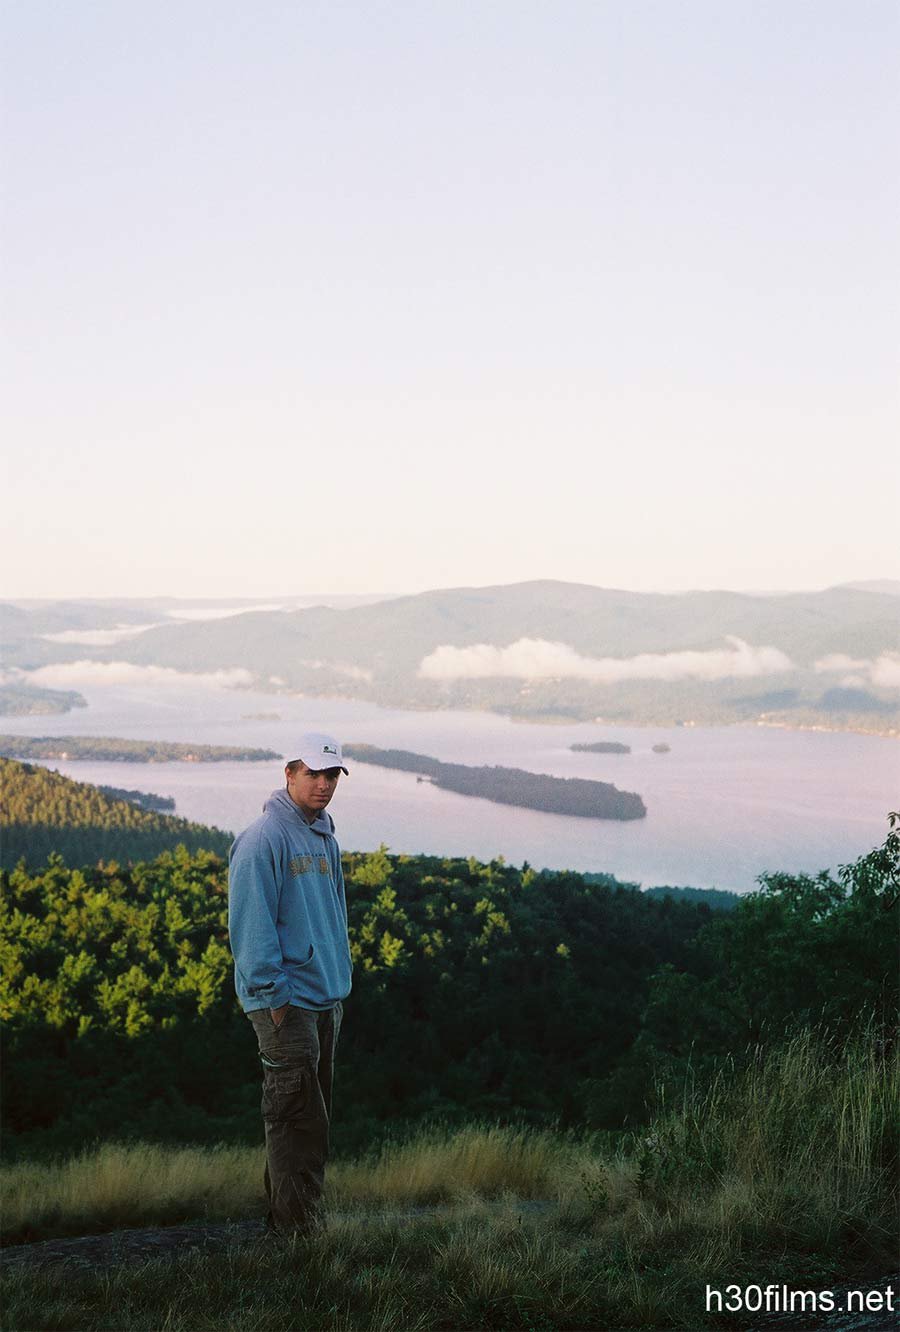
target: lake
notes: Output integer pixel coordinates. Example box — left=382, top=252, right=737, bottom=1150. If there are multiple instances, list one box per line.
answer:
left=4, top=681, right=897, bottom=892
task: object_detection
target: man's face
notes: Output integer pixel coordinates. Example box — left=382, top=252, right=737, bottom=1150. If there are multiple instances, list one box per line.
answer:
left=286, top=761, right=341, bottom=821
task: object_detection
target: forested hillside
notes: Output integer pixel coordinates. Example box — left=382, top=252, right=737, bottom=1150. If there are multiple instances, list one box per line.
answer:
left=2, top=806, right=895, bottom=1160
left=641, top=884, right=739, bottom=911
left=0, top=759, right=232, bottom=867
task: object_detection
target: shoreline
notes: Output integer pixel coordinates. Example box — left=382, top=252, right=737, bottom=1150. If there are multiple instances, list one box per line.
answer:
left=5, top=681, right=898, bottom=742
left=744, top=719, right=900, bottom=740
left=264, top=686, right=900, bottom=738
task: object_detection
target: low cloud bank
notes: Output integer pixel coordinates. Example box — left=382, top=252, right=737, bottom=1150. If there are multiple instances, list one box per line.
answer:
left=40, top=624, right=163, bottom=646
left=0, top=668, right=32, bottom=686
left=23, top=662, right=254, bottom=690
left=166, top=604, right=285, bottom=621
left=297, top=659, right=373, bottom=682
left=419, top=637, right=795, bottom=683
left=814, top=653, right=900, bottom=690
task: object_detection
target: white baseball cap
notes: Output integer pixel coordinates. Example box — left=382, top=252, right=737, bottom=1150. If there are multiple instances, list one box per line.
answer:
left=289, top=732, right=349, bottom=775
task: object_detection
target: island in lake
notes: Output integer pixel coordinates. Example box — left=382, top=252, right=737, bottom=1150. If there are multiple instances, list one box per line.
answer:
left=0, top=736, right=281, bottom=763
left=570, top=741, right=631, bottom=754
left=344, top=745, right=646, bottom=821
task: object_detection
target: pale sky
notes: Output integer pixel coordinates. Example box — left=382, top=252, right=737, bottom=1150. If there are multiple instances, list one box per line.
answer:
left=3, top=1, right=897, bottom=599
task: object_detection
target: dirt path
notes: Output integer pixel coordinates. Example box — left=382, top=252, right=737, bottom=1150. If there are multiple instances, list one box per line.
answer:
left=0, top=1219, right=268, bottom=1271
left=0, top=1203, right=551, bottom=1272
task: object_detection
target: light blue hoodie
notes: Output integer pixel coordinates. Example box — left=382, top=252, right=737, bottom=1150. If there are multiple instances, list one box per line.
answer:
left=228, top=788, right=352, bottom=1012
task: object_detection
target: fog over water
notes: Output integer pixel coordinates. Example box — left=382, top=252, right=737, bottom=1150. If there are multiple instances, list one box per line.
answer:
left=5, top=682, right=897, bottom=893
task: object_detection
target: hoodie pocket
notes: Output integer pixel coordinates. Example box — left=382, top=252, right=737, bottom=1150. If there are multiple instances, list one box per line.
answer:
left=293, top=944, right=316, bottom=969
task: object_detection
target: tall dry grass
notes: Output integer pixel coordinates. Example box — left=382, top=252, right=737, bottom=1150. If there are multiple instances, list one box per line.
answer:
left=630, top=1024, right=899, bottom=1252
left=331, top=1123, right=589, bottom=1205
left=1, top=1127, right=596, bottom=1245
left=1, top=1142, right=261, bottom=1244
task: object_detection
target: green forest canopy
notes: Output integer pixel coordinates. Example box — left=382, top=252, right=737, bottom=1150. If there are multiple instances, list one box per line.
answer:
left=1, top=758, right=895, bottom=1160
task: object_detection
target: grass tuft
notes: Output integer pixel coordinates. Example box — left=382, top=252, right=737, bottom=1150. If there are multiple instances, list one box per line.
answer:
left=1, top=1142, right=262, bottom=1245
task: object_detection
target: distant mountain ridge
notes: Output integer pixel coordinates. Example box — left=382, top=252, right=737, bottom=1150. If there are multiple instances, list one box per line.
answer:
left=2, top=581, right=898, bottom=731
left=832, top=579, right=900, bottom=596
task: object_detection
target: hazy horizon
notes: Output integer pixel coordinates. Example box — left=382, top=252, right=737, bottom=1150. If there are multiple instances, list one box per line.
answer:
left=4, top=575, right=900, bottom=606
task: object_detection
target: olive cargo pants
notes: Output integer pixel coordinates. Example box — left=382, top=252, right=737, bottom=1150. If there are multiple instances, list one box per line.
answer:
left=247, top=1002, right=343, bottom=1233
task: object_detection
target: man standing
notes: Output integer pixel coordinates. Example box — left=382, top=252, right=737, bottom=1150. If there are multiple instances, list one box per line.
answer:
left=228, top=733, right=352, bottom=1234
